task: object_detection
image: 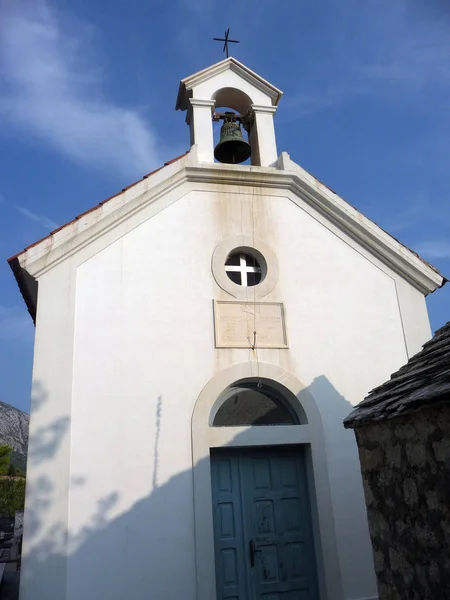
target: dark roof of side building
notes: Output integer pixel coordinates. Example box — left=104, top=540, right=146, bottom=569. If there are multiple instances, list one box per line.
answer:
left=344, top=321, right=450, bottom=428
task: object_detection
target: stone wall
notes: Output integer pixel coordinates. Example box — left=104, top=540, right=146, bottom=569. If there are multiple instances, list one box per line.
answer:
left=354, top=402, right=450, bottom=600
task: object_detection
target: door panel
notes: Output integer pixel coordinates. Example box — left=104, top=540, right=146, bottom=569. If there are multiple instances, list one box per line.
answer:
left=211, top=447, right=318, bottom=600
left=211, top=455, right=250, bottom=600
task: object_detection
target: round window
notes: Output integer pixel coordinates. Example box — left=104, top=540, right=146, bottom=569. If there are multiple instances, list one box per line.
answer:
left=225, top=249, right=266, bottom=287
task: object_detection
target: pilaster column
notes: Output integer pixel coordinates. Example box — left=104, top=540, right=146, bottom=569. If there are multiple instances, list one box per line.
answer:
left=188, top=99, right=216, bottom=163
left=251, top=105, right=278, bottom=167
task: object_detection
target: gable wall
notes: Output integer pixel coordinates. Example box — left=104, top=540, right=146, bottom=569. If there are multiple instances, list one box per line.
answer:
left=22, top=184, right=432, bottom=600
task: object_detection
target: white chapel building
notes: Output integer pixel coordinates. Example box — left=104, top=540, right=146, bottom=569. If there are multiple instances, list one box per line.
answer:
left=9, top=58, right=444, bottom=600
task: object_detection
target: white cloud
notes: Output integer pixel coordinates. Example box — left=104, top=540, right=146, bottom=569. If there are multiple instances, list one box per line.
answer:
left=0, top=0, right=163, bottom=177
left=413, top=241, right=450, bottom=260
left=383, top=194, right=432, bottom=235
left=0, top=306, right=33, bottom=342
left=14, top=205, right=58, bottom=230
left=1, top=191, right=57, bottom=230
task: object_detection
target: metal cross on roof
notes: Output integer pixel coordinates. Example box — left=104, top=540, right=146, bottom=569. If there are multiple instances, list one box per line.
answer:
left=213, top=28, right=240, bottom=58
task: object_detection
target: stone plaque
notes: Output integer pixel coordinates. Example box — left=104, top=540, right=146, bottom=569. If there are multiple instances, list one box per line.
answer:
left=214, top=301, right=288, bottom=349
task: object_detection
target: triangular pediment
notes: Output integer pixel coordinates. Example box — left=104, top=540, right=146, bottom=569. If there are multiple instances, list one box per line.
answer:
left=8, top=150, right=445, bottom=322
left=176, top=57, right=283, bottom=111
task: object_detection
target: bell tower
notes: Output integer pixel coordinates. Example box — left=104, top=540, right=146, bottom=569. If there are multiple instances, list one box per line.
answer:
left=176, top=58, right=283, bottom=167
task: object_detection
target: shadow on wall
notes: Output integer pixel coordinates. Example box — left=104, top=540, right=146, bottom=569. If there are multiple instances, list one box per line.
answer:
left=308, top=377, right=375, bottom=597
left=20, top=374, right=367, bottom=600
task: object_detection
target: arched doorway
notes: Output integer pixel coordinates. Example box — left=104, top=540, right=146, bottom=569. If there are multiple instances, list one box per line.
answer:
left=191, top=363, right=343, bottom=600
left=211, top=379, right=318, bottom=600
left=212, top=379, right=305, bottom=427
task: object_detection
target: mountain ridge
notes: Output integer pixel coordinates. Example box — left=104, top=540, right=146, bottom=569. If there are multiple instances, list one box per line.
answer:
left=0, top=400, right=29, bottom=471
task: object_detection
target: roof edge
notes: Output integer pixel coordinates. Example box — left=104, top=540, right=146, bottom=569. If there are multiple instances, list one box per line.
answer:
left=344, top=391, right=450, bottom=429
left=8, top=257, right=37, bottom=325
left=344, top=320, right=450, bottom=428
left=8, top=154, right=445, bottom=299
left=276, top=153, right=445, bottom=294
left=7, top=152, right=189, bottom=266
left=182, top=161, right=444, bottom=294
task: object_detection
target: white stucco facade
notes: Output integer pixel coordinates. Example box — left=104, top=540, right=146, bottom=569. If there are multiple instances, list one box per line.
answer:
left=12, top=59, right=443, bottom=600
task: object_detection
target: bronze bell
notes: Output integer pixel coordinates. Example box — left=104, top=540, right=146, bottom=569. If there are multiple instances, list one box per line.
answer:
left=214, top=112, right=251, bottom=164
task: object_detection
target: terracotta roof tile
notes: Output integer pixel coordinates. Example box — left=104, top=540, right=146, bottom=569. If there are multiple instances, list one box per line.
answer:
left=6, top=152, right=188, bottom=325
left=7, top=152, right=188, bottom=263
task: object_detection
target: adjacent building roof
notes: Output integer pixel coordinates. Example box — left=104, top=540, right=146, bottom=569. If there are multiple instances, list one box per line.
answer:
left=344, top=321, right=450, bottom=427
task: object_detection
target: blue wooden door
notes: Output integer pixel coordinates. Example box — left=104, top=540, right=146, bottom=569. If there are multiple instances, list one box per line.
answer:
left=211, top=447, right=319, bottom=600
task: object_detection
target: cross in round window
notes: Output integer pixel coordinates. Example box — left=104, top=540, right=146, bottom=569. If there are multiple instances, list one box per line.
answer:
left=225, top=250, right=262, bottom=287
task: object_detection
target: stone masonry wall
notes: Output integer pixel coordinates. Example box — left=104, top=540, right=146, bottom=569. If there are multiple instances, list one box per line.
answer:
left=354, top=403, right=450, bottom=600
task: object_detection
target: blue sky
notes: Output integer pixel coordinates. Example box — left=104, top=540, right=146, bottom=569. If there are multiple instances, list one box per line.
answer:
left=1, top=0, right=449, bottom=413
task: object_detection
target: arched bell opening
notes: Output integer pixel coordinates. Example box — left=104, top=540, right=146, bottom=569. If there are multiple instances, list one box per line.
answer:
left=210, top=377, right=308, bottom=426
left=212, top=87, right=253, bottom=114
left=212, top=87, right=254, bottom=165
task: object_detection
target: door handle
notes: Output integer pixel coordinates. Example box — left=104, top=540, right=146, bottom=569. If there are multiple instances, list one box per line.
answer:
left=249, top=540, right=261, bottom=567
